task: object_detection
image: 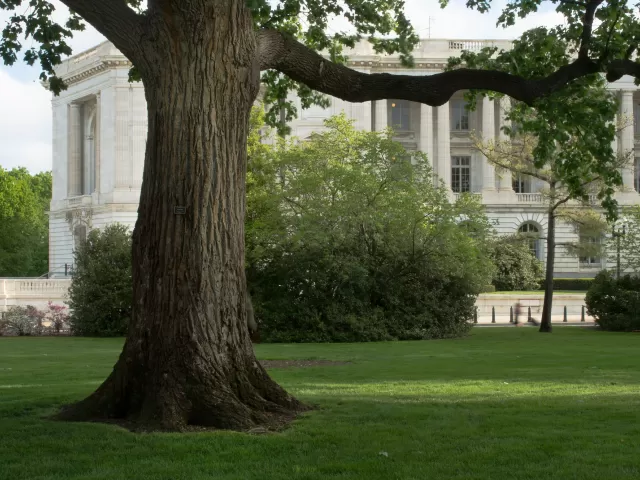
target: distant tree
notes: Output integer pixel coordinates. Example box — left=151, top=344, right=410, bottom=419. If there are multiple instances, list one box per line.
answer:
left=67, top=224, right=132, bottom=337
left=0, top=167, right=51, bottom=277
left=605, top=207, right=640, bottom=276
left=462, top=31, right=627, bottom=332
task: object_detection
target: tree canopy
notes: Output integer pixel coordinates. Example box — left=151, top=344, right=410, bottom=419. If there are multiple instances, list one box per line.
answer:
left=2, top=0, right=640, bottom=111
left=0, top=167, right=51, bottom=277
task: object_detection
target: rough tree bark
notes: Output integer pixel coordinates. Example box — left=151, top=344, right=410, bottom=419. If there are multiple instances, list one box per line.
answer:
left=57, top=0, right=304, bottom=431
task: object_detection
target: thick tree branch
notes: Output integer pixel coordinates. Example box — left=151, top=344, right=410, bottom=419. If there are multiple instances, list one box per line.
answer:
left=605, top=58, right=640, bottom=82
left=258, top=29, right=599, bottom=106
left=579, top=0, right=604, bottom=59
left=58, top=0, right=146, bottom=62
left=258, top=29, right=640, bottom=107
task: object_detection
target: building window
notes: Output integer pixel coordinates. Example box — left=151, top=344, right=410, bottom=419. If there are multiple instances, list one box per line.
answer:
left=635, top=105, right=640, bottom=136
left=518, top=222, right=541, bottom=260
left=579, top=235, right=601, bottom=267
left=512, top=174, right=532, bottom=193
left=451, top=100, right=469, bottom=131
left=451, top=156, right=471, bottom=193
left=635, top=157, right=640, bottom=192
left=390, top=100, right=411, bottom=131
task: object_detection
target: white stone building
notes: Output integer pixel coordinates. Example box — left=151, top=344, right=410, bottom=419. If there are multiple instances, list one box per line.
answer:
left=47, top=39, right=640, bottom=278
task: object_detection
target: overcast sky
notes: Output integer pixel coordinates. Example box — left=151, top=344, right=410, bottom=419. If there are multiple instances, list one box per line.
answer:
left=0, top=0, right=562, bottom=173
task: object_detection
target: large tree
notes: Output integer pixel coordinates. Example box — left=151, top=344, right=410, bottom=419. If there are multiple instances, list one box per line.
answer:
left=2, top=0, right=640, bottom=430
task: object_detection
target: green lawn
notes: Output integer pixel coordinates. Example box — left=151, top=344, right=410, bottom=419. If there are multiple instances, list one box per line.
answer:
left=1, top=329, right=639, bottom=480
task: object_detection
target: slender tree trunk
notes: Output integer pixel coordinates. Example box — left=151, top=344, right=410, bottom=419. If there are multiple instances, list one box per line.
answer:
left=57, top=2, right=305, bottom=431
left=539, top=203, right=556, bottom=333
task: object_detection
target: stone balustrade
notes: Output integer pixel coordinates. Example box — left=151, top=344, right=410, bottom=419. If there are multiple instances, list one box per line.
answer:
left=0, top=279, right=71, bottom=312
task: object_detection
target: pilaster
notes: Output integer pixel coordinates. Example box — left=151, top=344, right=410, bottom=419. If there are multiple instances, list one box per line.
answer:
left=498, top=97, right=514, bottom=192
left=68, top=103, right=83, bottom=197
left=620, top=90, right=636, bottom=191
left=436, top=102, right=451, bottom=192
left=420, top=104, right=434, bottom=167
left=374, top=100, right=387, bottom=131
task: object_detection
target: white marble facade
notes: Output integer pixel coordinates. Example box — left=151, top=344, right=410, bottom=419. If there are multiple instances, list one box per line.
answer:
left=48, top=39, right=640, bottom=278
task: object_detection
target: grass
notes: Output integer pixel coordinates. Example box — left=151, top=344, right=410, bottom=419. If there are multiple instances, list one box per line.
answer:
left=1, top=328, right=640, bottom=480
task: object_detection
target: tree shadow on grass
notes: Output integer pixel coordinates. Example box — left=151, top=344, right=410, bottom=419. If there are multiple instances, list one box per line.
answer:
left=1, top=390, right=639, bottom=480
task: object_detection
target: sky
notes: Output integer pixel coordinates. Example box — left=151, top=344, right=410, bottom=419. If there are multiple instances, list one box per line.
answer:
left=0, top=0, right=563, bottom=174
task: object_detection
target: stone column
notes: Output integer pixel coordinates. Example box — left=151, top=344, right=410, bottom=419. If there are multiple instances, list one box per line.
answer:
left=420, top=104, right=434, bottom=167
left=482, top=96, right=496, bottom=192
left=68, top=103, right=83, bottom=197
left=375, top=100, right=387, bottom=131
left=437, top=102, right=451, bottom=188
left=94, top=92, right=101, bottom=195
left=498, top=97, right=514, bottom=192
left=620, top=90, right=635, bottom=190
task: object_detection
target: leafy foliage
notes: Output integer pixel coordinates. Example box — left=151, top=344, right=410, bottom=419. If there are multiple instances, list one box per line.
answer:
left=455, top=31, right=623, bottom=220
left=0, top=167, right=51, bottom=277
left=0, top=302, right=70, bottom=336
left=1, top=305, right=40, bottom=336
left=586, top=271, right=640, bottom=331
left=610, top=206, right=640, bottom=274
left=67, top=224, right=132, bottom=337
left=489, top=236, right=544, bottom=291
left=246, top=111, right=494, bottom=342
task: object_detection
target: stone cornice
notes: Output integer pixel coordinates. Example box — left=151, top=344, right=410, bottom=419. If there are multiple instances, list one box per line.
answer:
left=62, top=58, right=133, bottom=87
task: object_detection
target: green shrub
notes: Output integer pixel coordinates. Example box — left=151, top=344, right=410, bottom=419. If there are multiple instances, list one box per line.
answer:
left=550, top=278, right=594, bottom=291
left=585, top=271, right=640, bottom=331
left=67, top=224, right=132, bottom=337
left=246, top=113, right=494, bottom=343
left=489, top=236, right=544, bottom=291
left=1, top=305, right=43, bottom=336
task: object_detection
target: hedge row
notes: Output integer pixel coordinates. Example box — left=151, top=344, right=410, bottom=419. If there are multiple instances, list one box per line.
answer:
left=549, top=278, right=594, bottom=291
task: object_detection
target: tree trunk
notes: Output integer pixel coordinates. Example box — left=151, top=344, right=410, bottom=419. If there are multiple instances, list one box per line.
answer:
left=56, top=3, right=305, bottom=431
left=539, top=205, right=556, bottom=333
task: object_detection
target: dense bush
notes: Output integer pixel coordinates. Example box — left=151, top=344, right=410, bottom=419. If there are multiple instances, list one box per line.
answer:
left=489, top=236, right=544, bottom=291
left=67, top=224, right=132, bottom=336
left=586, top=271, right=640, bottom=331
left=0, top=303, right=69, bottom=336
left=550, top=278, right=594, bottom=291
left=246, top=113, right=494, bottom=342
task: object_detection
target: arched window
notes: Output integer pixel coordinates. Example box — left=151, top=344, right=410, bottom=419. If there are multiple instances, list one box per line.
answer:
left=518, top=223, right=541, bottom=259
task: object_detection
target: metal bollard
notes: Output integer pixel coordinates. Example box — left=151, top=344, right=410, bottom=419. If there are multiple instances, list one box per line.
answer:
left=581, top=305, right=585, bottom=322
left=563, top=306, right=567, bottom=322
left=474, top=307, right=478, bottom=324
left=510, top=306, right=514, bottom=323
left=492, top=306, right=496, bottom=323
left=528, top=306, right=532, bottom=322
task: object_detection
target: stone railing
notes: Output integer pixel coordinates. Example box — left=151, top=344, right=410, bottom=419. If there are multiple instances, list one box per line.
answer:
left=0, top=279, right=72, bottom=312
left=453, top=192, right=483, bottom=202
left=516, top=193, right=543, bottom=203
left=65, top=195, right=93, bottom=209
left=448, top=40, right=494, bottom=51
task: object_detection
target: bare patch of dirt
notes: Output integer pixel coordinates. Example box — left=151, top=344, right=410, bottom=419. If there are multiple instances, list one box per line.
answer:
left=260, top=359, right=351, bottom=369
